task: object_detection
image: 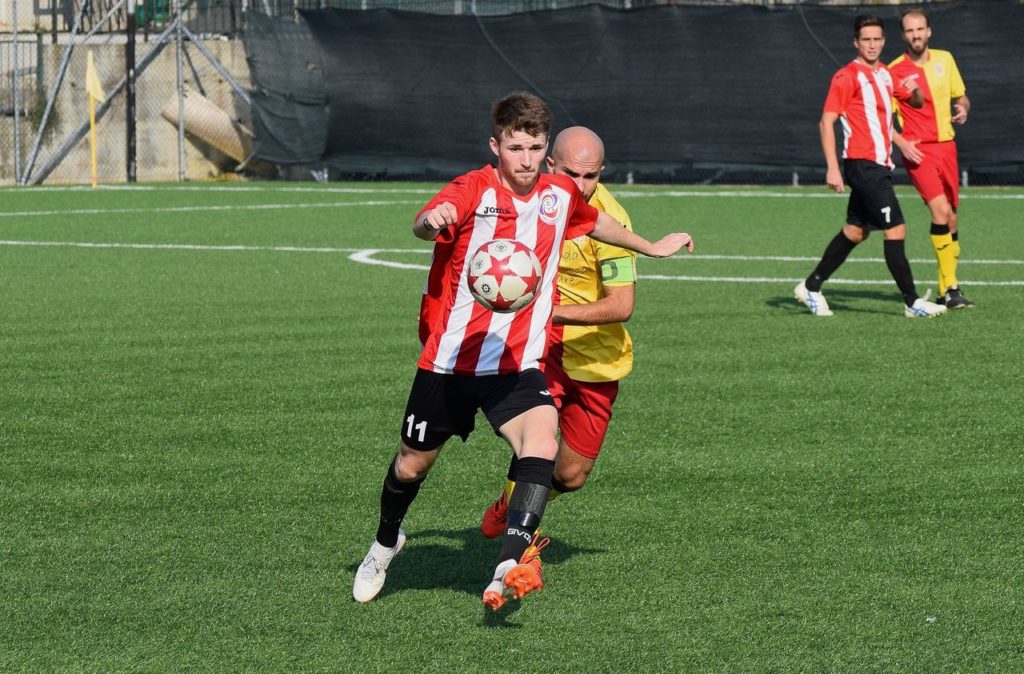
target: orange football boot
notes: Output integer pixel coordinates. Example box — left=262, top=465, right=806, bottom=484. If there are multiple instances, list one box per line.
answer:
left=482, top=532, right=551, bottom=611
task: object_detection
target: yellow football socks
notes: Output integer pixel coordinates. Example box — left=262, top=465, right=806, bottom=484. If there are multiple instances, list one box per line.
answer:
left=930, top=223, right=958, bottom=295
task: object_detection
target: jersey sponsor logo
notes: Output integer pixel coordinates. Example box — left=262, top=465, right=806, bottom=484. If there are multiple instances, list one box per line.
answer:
left=478, top=205, right=513, bottom=217
left=538, top=189, right=563, bottom=225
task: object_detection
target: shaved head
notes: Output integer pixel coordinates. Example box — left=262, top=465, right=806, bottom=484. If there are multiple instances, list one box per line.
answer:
left=551, top=126, right=605, bottom=165
left=547, top=126, right=606, bottom=201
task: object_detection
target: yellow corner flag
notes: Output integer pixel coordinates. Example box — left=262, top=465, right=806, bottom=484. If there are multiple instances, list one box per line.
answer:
left=85, top=50, right=106, bottom=103
left=86, top=50, right=105, bottom=187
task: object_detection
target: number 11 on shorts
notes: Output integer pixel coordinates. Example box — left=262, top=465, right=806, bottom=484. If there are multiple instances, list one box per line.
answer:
left=406, top=414, right=427, bottom=443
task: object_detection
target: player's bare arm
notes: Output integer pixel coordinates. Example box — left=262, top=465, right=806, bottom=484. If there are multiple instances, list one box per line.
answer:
left=819, top=110, right=844, bottom=192
left=898, top=74, right=925, bottom=109
left=952, top=94, right=970, bottom=124
left=553, top=283, right=634, bottom=326
left=413, top=201, right=458, bottom=240
left=590, top=211, right=693, bottom=258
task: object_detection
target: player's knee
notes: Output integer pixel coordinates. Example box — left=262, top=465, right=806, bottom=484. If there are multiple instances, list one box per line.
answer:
left=553, top=470, right=586, bottom=492
left=521, top=437, right=559, bottom=461
left=395, top=447, right=435, bottom=481
left=842, top=225, right=865, bottom=243
left=930, top=202, right=953, bottom=224
left=553, top=462, right=592, bottom=492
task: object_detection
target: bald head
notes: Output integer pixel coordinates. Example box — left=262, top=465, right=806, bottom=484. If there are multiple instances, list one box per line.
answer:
left=547, top=126, right=605, bottom=201
left=551, top=126, right=605, bottom=165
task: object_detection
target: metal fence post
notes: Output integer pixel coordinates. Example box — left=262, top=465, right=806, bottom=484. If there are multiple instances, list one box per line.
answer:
left=175, top=0, right=186, bottom=181
left=13, top=0, right=20, bottom=184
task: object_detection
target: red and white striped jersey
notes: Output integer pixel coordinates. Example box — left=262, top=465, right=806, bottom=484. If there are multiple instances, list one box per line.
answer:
left=824, top=60, right=895, bottom=168
left=416, top=166, right=598, bottom=376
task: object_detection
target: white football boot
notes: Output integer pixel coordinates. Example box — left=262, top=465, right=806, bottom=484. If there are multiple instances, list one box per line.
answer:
left=904, top=297, right=948, bottom=318
left=353, top=529, right=406, bottom=603
left=794, top=281, right=834, bottom=317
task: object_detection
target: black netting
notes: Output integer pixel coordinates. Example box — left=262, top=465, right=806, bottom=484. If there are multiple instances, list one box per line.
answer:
left=243, top=2, right=1024, bottom=183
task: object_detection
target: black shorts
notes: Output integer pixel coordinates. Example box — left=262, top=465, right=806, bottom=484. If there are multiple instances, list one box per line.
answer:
left=399, top=368, right=555, bottom=451
left=843, top=159, right=905, bottom=230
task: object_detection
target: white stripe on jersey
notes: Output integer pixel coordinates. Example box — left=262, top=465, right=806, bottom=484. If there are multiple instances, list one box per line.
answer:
left=840, top=116, right=852, bottom=159
left=525, top=186, right=571, bottom=369
left=857, top=69, right=892, bottom=167
left=427, top=179, right=581, bottom=375
left=433, top=188, right=499, bottom=372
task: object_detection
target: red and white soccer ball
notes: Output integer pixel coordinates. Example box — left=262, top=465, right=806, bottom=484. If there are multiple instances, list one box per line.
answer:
left=467, top=239, right=543, bottom=313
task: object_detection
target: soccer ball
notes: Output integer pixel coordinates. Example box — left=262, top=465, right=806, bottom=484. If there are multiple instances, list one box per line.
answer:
left=467, top=239, right=543, bottom=313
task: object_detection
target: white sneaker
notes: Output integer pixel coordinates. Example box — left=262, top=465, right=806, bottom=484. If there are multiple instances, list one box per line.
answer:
left=353, top=529, right=406, bottom=603
left=905, top=297, right=948, bottom=318
left=481, top=559, right=517, bottom=611
left=794, top=281, right=833, bottom=316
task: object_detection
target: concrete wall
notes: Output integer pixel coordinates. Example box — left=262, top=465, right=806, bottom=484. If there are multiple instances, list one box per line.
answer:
left=1, top=37, right=252, bottom=185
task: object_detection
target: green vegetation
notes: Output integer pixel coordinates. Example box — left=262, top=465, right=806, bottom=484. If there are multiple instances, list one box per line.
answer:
left=2, top=183, right=1021, bottom=671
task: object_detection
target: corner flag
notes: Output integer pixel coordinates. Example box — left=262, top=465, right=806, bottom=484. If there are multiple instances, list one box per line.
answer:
left=86, top=50, right=105, bottom=187
left=86, top=50, right=106, bottom=103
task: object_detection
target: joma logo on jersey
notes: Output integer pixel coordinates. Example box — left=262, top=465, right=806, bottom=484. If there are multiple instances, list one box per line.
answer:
left=479, top=206, right=513, bottom=216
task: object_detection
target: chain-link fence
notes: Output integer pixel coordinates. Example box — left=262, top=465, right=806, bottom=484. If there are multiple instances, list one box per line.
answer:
left=1, top=1, right=254, bottom=185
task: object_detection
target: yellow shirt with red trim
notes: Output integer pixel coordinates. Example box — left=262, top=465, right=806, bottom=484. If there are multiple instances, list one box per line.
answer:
left=550, top=182, right=636, bottom=383
left=890, top=49, right=966, bottom=143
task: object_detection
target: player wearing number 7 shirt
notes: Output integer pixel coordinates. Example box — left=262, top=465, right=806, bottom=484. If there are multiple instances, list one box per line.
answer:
left=794, top=14, right=946, bottom=319
left=352, top=91, right=694, bottom=611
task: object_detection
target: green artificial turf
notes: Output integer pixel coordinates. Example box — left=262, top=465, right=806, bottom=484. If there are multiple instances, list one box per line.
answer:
left=2, top=183, right=1021, bottom=671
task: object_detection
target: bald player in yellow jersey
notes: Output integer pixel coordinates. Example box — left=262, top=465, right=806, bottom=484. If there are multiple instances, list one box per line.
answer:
left=480, top=126, right=684, bottom=537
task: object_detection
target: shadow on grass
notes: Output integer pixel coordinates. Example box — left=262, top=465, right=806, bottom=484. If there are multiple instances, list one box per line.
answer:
left=768, top=287, right=903, bottom=316
left=349, top=526, right=605, bottom=616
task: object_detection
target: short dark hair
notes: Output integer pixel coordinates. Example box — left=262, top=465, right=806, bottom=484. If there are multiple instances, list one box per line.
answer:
left=490, top=91, right=553, bottom=142
left=854, top=14, right=884, bottom=38
left=901, top=8, right=929, bottom=29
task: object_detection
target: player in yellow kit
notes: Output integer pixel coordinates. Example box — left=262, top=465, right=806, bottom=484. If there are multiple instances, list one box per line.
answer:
left=480, top=126, right=650, bottom=537
left=890, top=8, right=974, bottom=308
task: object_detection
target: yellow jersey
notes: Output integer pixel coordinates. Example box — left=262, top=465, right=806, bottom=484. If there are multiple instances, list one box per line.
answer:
left=890, top=49, right=966, bottom=143
left=550, top=183, right=636, bottom=383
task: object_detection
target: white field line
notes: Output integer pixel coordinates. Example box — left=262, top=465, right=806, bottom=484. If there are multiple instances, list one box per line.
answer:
left=13, top=184, right=1024, bottom=200
left=0, top=200, right=420, bottom=219
left=612, top=190, right=1024, bottom=200
left=3, top=240, right=1022, bottom=286
left=20, top=185, right=439, bottom=195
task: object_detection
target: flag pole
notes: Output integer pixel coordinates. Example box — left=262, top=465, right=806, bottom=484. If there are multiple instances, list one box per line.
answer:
left=89, top=92, right=98, bottom=187
left=85, top=49, right=106, bottom=188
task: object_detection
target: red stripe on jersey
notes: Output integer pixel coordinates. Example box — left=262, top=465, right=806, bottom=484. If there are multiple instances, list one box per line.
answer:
left=824, top=61, right=894, bottom=167
left=416, top=167, right=597, bottom=376
left=452, top=187, right=520, bottom=375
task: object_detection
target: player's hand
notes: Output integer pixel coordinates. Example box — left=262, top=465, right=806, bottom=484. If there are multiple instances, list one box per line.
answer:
left=898, top=73, right=920, bottom=94
left=897, top=137, right=924, bottom=164
left=826, top=167, right=845, bottom=193
left=648, top=232, right=694, bottom=258
left=952, top=103, right=968, bottom=124
left=422, top=202, right=458, bottom=232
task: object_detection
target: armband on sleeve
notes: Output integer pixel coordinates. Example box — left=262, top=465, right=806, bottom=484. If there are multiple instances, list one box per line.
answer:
left=600, top=255, right=636, bottom=285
